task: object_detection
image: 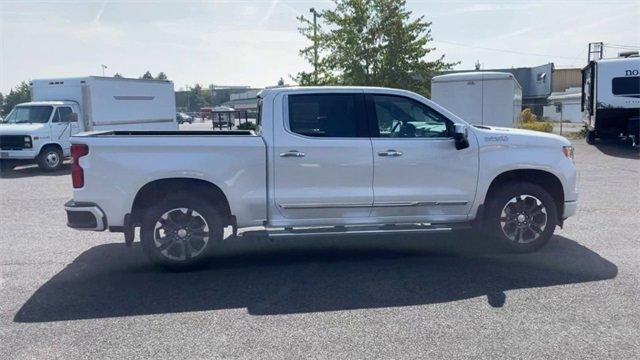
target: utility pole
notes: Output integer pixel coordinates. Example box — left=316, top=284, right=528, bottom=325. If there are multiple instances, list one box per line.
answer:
left=101, top=64, right=108, bottom=76
left=310, top=8, right=320, bottom=84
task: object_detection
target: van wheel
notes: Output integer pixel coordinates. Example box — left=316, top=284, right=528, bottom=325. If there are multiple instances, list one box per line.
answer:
left=586, top=130, right=596, bottom=145
left=140, top=195, right=223, bottom=270
left=484, top=182, right=558, bottom=253
left=37, top=146, right=63, bottom=171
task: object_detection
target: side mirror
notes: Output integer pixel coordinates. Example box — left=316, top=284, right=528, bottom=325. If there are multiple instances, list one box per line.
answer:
left=454, top=124, right=470, bottom=150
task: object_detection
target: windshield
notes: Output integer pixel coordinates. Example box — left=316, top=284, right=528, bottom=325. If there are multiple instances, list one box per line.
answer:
left=4, top=106, right=53, bottom=124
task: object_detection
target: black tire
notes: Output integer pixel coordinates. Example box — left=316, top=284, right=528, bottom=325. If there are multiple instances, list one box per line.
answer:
left=586, top=130, right=596, bottom=145
left=484, top=182, right=558, bottom=253
left=140, top=194, right=223, bottom=270
left=37, top=146, right=63, bottom=171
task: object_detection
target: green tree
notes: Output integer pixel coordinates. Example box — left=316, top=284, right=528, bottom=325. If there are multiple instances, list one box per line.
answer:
left=186, top=84, right=208, bottom=111
left=141, top=71, right=154, bottom=80
left=0, top=92, right=4, bottom=116
left=113, top=73, right=123, bottom=78
left=155, top=72, right=168, bottom=80
left=295, top=0, right=457, bottom=96
left=2, top=81, right=31, bottom=115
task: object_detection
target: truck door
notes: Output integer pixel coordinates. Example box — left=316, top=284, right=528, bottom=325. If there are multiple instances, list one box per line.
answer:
left=367, top=94, right=479, bottom=223
left=51, top=106, right=80, bottom=155
left=273, top=92, right=374, bottom=222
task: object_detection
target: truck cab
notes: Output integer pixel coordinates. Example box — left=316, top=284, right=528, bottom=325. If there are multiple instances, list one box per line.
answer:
left=1, top=101, right=82, bottom=171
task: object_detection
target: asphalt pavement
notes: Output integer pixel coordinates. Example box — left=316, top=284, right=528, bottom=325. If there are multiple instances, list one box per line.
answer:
left=1, top=138, right=638, bottom=359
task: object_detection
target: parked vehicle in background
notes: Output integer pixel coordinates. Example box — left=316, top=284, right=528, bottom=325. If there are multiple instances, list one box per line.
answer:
left=176, top=112, right=193, bottom=124
left=65, top=86, right=577, bottom=269
left=0, top=76, right=177, bottom=172
left=431, top=72, right=522, bottom=128
left=582, top=53, right=640, bottom=146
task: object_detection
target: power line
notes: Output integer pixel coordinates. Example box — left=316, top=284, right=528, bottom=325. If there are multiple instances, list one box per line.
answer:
left=433, top=40, right=584, bottom=60
left=603, top=43, right=640, bottom=50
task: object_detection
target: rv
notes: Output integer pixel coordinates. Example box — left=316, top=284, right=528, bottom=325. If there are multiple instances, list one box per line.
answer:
left=0, top=77, right=177, bottom=172
left=582, top=54, right=640, bottom=145
left=431, top=72, right=523, bottom=128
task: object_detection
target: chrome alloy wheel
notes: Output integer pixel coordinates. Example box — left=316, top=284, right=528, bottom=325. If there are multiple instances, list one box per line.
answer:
left=500, top=195, right=547, bottom=244
left=153, top=208, right=210, bottom=261
left=45, top=151, right=60, bottom=168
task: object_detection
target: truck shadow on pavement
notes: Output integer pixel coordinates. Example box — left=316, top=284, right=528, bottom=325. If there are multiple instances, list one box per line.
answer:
left=594, top=140, right=640, bottom=159
left=0, top=164, right=70, bottom=178
left=14, top=234, right=617, bottom=322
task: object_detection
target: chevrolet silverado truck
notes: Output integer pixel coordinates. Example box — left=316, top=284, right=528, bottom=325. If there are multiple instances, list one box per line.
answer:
left=65, top=86, right=578, bottom=268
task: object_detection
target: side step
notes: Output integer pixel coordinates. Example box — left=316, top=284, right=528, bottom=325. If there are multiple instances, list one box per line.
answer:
left=238, top=222, right=471, bottom=240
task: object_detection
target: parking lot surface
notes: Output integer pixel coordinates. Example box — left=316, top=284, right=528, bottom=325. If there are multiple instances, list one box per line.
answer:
left=1, top=140, right=638, bottom=359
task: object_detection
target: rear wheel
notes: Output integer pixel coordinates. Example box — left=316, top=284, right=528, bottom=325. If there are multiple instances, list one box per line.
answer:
left=140, top=195, right=223, bottom=269
left=37, top=146, right=63, bottom=171
left=484, top=182, right=558, bottom=253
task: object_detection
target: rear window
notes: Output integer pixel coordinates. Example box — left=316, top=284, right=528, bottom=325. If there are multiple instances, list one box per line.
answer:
left=287, top=94, right=367, bottom=138
left=612, top=76, right=640, bottom=96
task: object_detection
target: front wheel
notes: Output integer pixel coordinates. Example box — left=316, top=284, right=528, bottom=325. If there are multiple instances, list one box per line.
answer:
left=37, top=146, right=63, bottom=171
left=484, top=182, right=558, bottom=253
left=140, top=195, right=223, bottom=269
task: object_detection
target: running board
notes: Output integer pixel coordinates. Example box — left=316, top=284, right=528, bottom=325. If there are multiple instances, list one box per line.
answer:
left=238, top=222, right=471, bottom=240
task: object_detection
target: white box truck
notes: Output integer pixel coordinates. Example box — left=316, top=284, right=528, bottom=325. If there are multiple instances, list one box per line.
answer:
left=0, top=76, right=178, bottom=172
left=431, top=72, right=523, bottom=128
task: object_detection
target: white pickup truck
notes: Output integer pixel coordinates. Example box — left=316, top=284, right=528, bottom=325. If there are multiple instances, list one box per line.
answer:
left=65, top=86, right=578, bottom=268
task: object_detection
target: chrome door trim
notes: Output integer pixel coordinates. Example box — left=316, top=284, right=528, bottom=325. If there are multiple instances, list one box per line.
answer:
left=277, top=200, right=468, bottom=209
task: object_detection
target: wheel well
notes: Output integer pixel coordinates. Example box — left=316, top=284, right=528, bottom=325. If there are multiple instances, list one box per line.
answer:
left=486, top=169, right=565, bottom=219
left=39, top=143, right=63, bottom=155
left=131, top=178, right=231, bottom=225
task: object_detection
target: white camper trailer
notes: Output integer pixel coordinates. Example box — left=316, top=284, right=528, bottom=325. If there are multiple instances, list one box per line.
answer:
left=582, top=54, right=640, bottom=145
left=1, top=77, right=177, bottom=171
left=431, top=72, right=522, bottom=128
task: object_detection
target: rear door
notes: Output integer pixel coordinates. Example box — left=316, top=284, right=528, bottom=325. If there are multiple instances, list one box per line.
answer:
left=273, top=92, right=373, bottom=221
left=367, top=93, right=478, bottom=223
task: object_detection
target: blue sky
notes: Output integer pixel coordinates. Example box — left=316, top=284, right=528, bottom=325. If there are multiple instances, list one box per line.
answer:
left=1, top=0, right=639, bottom=93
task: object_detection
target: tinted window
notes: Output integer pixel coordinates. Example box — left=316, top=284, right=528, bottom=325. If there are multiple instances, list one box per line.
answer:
left=372, top=95, right=452, bottom=138
left=288, top=94, right=366, bottom=138
left=53, top=107, right=75, bottom=123
left=612, top=76, right=640, bottom=96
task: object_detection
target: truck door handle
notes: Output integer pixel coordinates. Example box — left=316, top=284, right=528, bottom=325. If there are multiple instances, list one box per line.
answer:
left=280, top=150, right=306, bottom=158
left=378, top=150, right=403, bottom=157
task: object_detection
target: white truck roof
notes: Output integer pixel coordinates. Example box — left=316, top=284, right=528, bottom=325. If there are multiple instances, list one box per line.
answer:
left=432, top=71, right=519, bottom=85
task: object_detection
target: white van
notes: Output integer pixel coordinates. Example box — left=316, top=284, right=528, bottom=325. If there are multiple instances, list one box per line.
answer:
left=431, top=72, right=523, bottom=128
left=0, top=77, right=177, bottom=172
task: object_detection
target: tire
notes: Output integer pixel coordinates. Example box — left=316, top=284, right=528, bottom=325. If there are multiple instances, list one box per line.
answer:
left=37, top=146, right=63, bottom=172
left=586, top=130, right=596, bottom=145
left=140, top=194, right=223, bottom=269
left=484, top=182, right=558, bottom=253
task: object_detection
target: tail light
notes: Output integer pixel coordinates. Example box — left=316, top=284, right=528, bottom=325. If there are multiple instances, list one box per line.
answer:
left=71, top=144, right=89, bottom=188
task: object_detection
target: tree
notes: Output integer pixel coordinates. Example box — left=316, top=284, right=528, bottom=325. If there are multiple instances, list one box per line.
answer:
left=186, top=84, right=208, bottom=111
left=2, top=81, right=31, bottom=115
left=0, top=92, right=4, bottom=116
left=294, top=0, right=457, bottom=96
left=141, top=71, right=154, bottom=80
left=114, top=73, right=123, bottom=78
left=277, top=77, right=285, bottom=86
left=155, top=72, right=168, bottom=80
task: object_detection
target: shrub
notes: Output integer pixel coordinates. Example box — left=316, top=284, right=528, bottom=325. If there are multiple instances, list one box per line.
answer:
left=237, top=122, right=257, bottom=131
left=520, top=121, right=553, bottom=133
left=520, top=108, right=538, bottom=123
left=517, top=108, right=552, bottom=132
